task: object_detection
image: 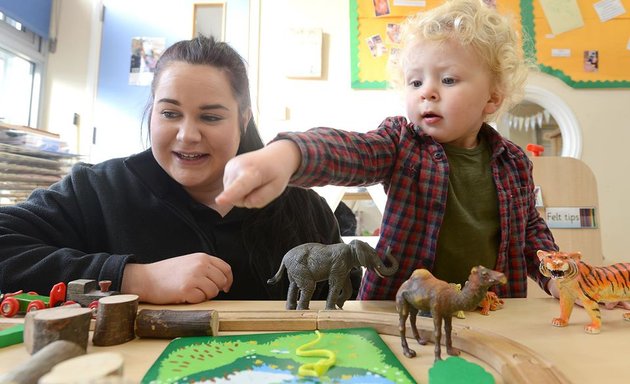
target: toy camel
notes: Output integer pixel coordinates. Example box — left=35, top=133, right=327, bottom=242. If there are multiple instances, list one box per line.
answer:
left=538, top=250, right=630, bottom=334
left=395, top=266, right=506, bottom=361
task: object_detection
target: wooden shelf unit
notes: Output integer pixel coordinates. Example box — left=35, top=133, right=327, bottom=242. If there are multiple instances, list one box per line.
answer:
left=0, top=123, right=80, bottom=206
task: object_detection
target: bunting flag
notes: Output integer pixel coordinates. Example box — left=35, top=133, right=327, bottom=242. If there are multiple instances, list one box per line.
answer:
left=504, top=109, right=551, bottom=132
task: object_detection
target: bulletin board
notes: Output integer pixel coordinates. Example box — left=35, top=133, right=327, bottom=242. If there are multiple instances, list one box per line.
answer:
left=350, top=0, right=630, bottom=89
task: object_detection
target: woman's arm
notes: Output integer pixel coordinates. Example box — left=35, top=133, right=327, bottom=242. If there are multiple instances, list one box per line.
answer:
left=0, top=169, right=127, bottom=294
left=121, top=253, right=232, bottom=304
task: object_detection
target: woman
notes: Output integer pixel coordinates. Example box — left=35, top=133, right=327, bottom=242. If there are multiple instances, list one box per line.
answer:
left=0, top=36, right=350, bottom=304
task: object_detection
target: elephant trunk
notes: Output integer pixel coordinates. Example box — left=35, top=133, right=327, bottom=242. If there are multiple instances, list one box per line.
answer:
left=374, top=246, right=398, bottom=278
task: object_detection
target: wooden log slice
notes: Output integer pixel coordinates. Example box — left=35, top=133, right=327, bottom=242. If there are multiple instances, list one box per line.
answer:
left=0, top=340, right=85, bottom=384
left=135, top=309, right=219, bottom=338
left=92, top=294, right=138, bottom=346
left=38, top=352, right=124, bottom=384
left=23, top=307, right=92, bottom=355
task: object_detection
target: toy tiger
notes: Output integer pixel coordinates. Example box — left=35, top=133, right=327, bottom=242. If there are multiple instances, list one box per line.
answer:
left=478, top=291, right=504, bottom=316
left=449, top=284, right=504, bottom=318
left=537, top=250, right=630, bottom=334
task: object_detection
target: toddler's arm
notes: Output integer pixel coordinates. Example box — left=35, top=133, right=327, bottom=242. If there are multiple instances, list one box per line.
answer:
left=217, top=140, right=301, bottom=208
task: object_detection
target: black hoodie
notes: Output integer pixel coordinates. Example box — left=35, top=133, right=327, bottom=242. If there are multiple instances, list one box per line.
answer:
left=0, top=149, right=348, bottom=300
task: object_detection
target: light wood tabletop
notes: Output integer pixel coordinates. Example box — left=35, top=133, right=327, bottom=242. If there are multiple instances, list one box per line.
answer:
left=1, top=298, right=628, bottom=383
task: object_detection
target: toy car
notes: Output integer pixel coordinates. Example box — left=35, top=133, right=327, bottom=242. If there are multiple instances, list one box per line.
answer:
left=0, top=282, right=69, bottom=317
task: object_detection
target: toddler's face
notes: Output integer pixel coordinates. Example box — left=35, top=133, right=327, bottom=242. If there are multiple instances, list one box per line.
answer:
left=403, top=38, right=502, bottom=149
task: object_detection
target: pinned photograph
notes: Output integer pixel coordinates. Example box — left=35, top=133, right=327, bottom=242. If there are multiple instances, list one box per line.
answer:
left=367, top=35, right=387, bottom=57
left=388, top=47, right=401, bottom=67
left=129, top=37, right=165, bottom=86
left=583, top=50, right=598, bottom=72
left=386, top=23, right=401, bottom=44
left=373, top=0, right=391, bottom=16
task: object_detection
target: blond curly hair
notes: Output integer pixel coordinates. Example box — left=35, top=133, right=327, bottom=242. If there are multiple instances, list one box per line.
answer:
left=389, top=0, right=536, bottom=121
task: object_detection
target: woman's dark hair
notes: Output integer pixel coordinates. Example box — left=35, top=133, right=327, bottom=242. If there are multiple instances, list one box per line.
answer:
left=143, top=35, right=263, bottom=153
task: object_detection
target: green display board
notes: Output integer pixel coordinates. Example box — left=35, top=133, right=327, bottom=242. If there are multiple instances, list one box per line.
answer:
left=351, top=0, right=630, bottom=89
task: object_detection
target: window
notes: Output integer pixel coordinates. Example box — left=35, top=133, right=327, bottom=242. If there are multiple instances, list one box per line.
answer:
left=0, top=10, right=46, bottom=128
left=0, top=46, right=36, bottom=126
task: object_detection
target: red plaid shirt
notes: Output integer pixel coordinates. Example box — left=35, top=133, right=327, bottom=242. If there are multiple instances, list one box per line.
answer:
left=276, top=116, right=558, bottom=300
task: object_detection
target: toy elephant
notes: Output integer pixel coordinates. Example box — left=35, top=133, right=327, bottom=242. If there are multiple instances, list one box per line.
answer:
left=267, top=239, right=398, bottom=310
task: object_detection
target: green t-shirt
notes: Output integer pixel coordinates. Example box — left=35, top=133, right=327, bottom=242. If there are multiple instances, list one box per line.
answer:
left=432, top=137, right=500, bottom=286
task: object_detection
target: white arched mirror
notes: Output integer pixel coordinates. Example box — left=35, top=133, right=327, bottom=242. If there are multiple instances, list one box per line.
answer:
left=496, top=85, right=582, bottom=158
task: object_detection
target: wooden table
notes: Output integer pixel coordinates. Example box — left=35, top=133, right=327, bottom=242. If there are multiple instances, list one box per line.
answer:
left=1, top=298, right=628, bottom=383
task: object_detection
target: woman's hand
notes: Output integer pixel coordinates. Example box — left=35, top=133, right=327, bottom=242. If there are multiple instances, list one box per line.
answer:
left=121, top=253, right=233, bottom=304
left=216, top=140, right=301, bottom=209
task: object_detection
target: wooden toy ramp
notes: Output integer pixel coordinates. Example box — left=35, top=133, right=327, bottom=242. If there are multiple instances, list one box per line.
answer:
left=528, top=156, right=603, bottom=297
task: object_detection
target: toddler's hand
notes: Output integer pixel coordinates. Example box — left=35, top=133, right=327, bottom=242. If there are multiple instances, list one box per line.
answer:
left=603, top=301, right=630, bottom=310
left=216, top=140, right=301, bottom=208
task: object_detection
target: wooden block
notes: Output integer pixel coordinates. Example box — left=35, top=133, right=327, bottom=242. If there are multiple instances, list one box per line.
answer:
left=136, top=309, right=219, bottom=338
left=0, top=323, right=24, bottom=348
left=38, top=352, right=123, bottom=384
left=23, top=307, right=92, bottom=354
left=92, top=294, right=138, bottom=346
left=66, top=279, right=118, bottom=307
left=67, top=279, right=98, bottom=296
left=316, top=310, right=436, bottom=344
left=316, top=310, right=409, bottom=337
left=219, top=310, right=318, bottom=331
left=0, top=340, right=85, bottom=384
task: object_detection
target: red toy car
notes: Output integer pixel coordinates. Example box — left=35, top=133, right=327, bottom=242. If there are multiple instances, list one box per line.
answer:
left=0, top=283, right=71, bottom=318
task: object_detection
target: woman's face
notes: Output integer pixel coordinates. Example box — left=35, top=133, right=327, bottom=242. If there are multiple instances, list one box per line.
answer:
left=150, top=62, right=246, bottom=203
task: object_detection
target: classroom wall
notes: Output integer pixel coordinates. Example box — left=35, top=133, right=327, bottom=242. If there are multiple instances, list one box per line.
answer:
left=255, top=0, right=404, bottom=141
left=41, top=0, right=100, bottom=155
left=91, top=0, right=252, bottom=163
left=43, top=0, right=630, bottom=264
left=255, top=0, right=630, bottom=264
left=43, top=0, right=252, bottom=162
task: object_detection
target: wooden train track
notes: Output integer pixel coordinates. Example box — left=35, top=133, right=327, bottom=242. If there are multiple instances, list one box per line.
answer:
left=218, top=310, right=572, bottom=384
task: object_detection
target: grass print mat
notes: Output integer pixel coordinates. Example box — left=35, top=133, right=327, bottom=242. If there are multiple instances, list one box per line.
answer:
left=142, top=327, right=415, bottom=383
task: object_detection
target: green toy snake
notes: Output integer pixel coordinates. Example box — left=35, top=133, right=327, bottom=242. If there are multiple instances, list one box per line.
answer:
left=296, top=330, right=336, bottom=377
